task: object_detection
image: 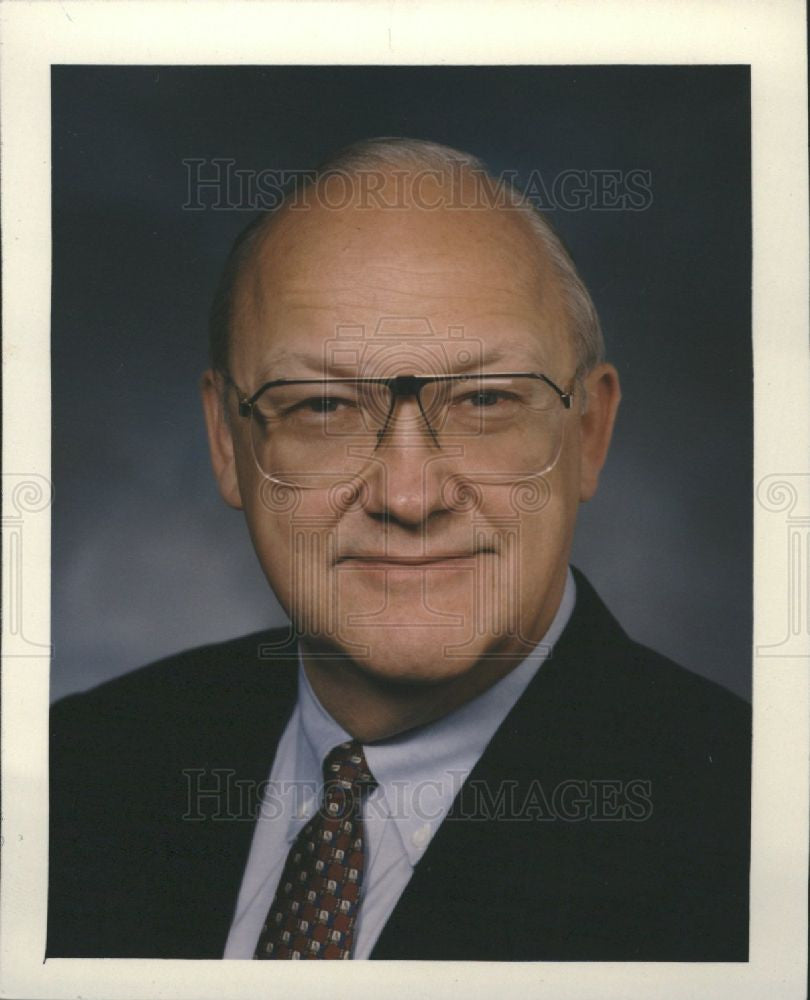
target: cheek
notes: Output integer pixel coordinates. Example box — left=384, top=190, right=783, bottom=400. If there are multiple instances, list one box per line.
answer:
left=475, top=468, right=577, bottom=639
left=240, top=483, right=297, bottom=602
left=507, top=483, right=572, bottom=584
left=242, top=485, right=343, bottom=626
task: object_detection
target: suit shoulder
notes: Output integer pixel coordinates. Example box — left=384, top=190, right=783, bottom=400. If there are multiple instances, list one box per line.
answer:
left=559, top=570, right=751, bottom=756
left=51, top=626, right=298, bottom=734
left=621, top=637, right=749, bottom=715
left=567, top=568, right=749, bottom=704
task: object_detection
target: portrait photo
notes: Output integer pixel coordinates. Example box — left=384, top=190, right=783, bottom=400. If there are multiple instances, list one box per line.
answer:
left=1, top=3, right=807, bottom=999
left=47, top=60, right=753, bottom=959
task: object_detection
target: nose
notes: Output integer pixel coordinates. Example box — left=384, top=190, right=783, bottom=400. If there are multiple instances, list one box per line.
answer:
left=359, top=397, right=452, bottom=527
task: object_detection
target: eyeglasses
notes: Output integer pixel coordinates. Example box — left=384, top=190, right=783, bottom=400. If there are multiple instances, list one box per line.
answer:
left=223, top=372, right=576, bottom=489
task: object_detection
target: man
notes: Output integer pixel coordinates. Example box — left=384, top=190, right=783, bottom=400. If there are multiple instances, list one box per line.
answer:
left=48, top=138, right=750, bottom=961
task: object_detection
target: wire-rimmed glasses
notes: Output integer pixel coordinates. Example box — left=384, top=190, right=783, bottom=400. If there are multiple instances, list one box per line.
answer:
left=224, top=371, right=576, bottom=488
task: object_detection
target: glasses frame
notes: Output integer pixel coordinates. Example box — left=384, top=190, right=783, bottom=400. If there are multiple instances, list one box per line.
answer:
left=221, top=370, right=577, bottom=484
left=230, top=369, right=572, bottom=420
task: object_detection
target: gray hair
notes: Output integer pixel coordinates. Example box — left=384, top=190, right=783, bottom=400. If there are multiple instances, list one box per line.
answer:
left=209, top=137, right=605, bottom=378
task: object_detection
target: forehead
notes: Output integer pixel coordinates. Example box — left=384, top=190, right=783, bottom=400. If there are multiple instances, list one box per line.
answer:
left=231, top=180, right=573, bottom=380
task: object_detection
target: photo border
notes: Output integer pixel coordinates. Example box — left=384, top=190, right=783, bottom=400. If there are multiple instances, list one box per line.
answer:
left=2, top=2, right=808, bottom=998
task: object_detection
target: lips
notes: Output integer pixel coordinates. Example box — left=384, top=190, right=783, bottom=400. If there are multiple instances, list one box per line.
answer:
left=336, top=551, right=492, bottom=566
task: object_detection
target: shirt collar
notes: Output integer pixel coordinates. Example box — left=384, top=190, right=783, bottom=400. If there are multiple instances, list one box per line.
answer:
left=296, top=567, right=576, bottom=865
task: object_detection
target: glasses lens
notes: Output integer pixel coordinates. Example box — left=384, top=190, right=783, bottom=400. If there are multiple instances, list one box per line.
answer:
left=247, top=376, right=566, bottom=487
left=437, top=376, right=564, bottom=480
left=248, top=381, right=381, bottom=487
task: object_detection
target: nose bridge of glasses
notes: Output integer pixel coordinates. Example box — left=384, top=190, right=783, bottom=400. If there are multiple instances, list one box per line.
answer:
left=385, top=373, right=415, bottom=396
left=375, top=374, right=440, bottom=446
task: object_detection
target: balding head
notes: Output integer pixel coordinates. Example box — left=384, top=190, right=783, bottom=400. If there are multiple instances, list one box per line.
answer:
left=209, top=138, right=604, bottom=382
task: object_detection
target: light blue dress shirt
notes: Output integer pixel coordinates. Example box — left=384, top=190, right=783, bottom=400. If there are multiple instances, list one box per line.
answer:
left=223, top=568, right=576, bottom=959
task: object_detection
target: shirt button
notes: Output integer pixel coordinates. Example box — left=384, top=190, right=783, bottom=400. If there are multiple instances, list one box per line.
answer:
left=411, top=824, right=430, bottom=850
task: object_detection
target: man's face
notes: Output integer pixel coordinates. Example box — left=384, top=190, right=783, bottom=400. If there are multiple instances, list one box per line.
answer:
left=203, top=173, right=618, bottom=692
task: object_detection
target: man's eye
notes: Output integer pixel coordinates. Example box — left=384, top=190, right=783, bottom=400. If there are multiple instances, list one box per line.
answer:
left=292, top=396, right=355, bottom=415
left=460, top=390, right=512, bottom=407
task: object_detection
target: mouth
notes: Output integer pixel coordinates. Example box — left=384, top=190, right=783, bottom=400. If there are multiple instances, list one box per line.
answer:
left=336, top=552, right=493, bottom=568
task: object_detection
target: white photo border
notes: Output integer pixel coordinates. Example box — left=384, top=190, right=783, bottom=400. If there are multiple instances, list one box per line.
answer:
left=1, top=1, right=808, bottom=998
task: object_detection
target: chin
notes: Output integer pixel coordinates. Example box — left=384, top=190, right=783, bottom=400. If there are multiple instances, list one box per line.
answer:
left=325, top=611, right=520, bottom=687
left=341, top=630, right=488, bottom=687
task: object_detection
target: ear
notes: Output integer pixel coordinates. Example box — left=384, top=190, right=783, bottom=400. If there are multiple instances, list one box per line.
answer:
left=200, top=369, right=244, bottom=510
left=577, top=362, right=621, bottom=502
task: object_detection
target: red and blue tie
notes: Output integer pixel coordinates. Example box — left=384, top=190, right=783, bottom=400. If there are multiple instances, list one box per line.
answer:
left=253, top=740, right=377, bottom=959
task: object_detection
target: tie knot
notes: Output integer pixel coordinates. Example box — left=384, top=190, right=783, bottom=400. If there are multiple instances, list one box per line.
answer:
left=323, top=740, right=377, bottom=794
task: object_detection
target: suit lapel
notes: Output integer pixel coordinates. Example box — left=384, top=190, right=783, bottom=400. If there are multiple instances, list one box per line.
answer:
left=162, top=632, right=302, bottom=956
left=369, top=572, right=628, bottom=959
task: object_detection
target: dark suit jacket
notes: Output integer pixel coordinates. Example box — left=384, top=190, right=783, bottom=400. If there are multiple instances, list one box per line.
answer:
left=47, top=569, right=750, bottom=960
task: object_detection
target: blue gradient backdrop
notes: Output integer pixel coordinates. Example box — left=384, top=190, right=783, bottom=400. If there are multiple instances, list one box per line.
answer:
left=50, top=65, right=751, bottom=702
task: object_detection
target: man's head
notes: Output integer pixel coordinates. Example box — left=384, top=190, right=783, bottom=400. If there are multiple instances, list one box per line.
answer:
left=202, top=138, right=620, bottom=735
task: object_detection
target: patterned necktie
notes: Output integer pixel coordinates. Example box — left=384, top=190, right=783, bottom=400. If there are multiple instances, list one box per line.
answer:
left=253, top=739, right=377, bottom=960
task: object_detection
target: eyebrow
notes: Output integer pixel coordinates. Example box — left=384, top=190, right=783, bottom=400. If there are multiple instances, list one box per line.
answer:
left=253, top=347, right=531, bottom=382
